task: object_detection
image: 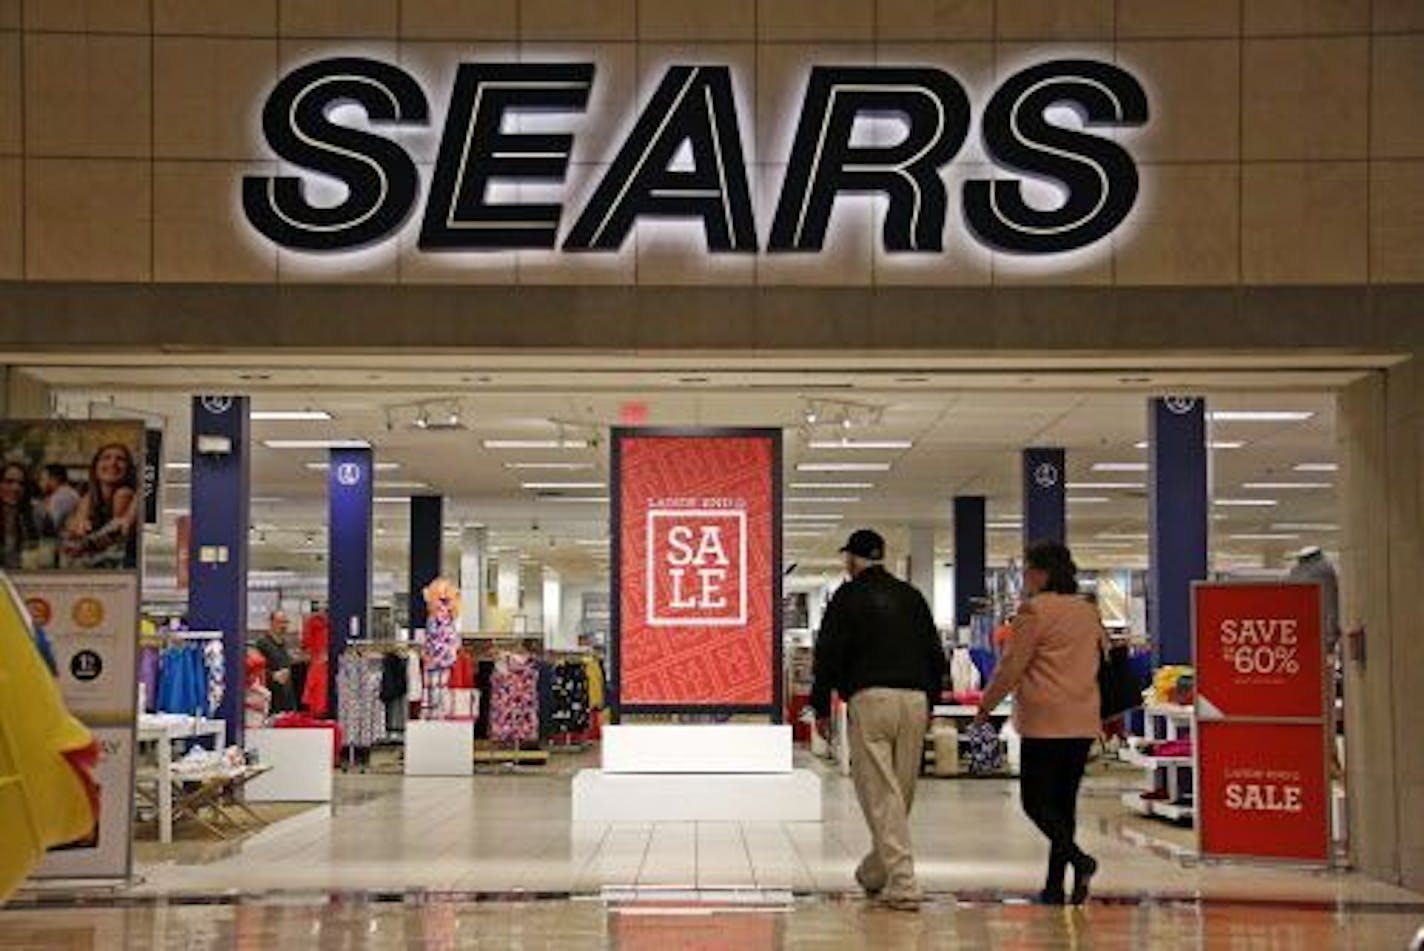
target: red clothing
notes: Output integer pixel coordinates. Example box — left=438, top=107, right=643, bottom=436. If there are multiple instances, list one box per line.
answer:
left=301, top=614, right=330, bottom=717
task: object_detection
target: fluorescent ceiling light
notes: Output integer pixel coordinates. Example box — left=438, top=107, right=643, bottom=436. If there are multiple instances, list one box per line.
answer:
left=784, top=529, right=831, bottom=537
left=1229, top=533, right=1301, bottom=541
left=1241, top=482, right=1332, bottom=490
left=1214, top=498, right=1278, bottom=507
left=1135, top=441, right=1244, bottom=450
left=520, top=481, right=606, bottom=490
left=165, top=461, right=191, bottom=471
left=504, top=462, right=595, bottom=470
left=1065, top=481, right=1145, bottom=490
left=1210, top=411, right=1314, bottom=422
left=788, top=482, right=875, bottom=490
left=376, top=480, right=430, bottom=489
left=264, top=439, right=370, bottom=450
left=796, top=462, right=891, bottom=472
left=1293, top=462, right=1338, bottom=472
left=374, top=496, right=411, bottom=504
left=162, top=508, right=189, bottom=516
left=1067, top=496, right=1111, bottom=504
left=787, top=496, right=860, bottom=504
left=1097, top=532, right=1149, bottom=540
left=1073, top=541, right=1135, bottom=549
left=1092, top=462, right=1148, bottom=472
left=785, top=513, right=844, bottom=522
left=986, top=522, right=1022, bottom=530
left=807, top=439, right=913, bottom=450
left=1272, top=522, right=1338, bottom=531
left=251, top=496, right=283, bottom=503
left=541, top=495, right=609, bottom=503
left=251, top=410, right=332, bottom=421
left=306, top=460, right=400, bottom=471
left=574, top=539, right=608, bottom=546
left=482, top=439, right=588, bottom=449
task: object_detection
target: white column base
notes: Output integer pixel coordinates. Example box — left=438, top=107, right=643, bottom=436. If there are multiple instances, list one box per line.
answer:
left=602, top=724, right=792, bottom=774
left=572, top=768, right=822, bottom=822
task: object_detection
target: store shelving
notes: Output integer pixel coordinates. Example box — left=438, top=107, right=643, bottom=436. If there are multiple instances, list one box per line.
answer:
left=1119, top=703, right=1195, bottom=825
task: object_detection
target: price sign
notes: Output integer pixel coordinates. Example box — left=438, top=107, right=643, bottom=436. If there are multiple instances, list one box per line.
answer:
left=1193, top=582, right=1325, bottom=720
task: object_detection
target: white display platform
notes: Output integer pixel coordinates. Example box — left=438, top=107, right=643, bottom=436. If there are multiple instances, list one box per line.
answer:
left=602, top=724, right=792, bottom=774
left=245, top=728, right=334, bottom=802
left=405, top=720, right=474, bottom=777
left=571, top=768, right=822, bottom=822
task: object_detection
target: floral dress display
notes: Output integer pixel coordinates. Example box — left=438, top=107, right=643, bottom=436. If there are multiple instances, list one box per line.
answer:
left=489, top=655, right=540, bottom=743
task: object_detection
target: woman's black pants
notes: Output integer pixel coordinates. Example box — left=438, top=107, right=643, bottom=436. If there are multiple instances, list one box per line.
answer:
left=1019, top=737, right=1094, bottom=892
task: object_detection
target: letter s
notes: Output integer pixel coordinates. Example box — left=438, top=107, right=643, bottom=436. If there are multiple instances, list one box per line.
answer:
left=964, top=59, right=1147, bottom=254
left=243, top=57, right=428, bottom=251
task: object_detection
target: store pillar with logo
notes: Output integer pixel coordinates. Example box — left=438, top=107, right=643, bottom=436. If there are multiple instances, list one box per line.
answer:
left=327, top=448, right=374, bottom=714
left=1023, top=448, right=1066, bottom=547
left=573, top=428, right=819, bottom=822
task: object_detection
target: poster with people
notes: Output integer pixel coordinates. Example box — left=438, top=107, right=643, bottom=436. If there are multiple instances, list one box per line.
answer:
left=0, top=420, right=145, bottom=571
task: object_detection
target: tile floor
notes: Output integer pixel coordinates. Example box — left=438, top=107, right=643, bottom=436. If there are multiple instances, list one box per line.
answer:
left=99, top=756, right=1420, bottom=907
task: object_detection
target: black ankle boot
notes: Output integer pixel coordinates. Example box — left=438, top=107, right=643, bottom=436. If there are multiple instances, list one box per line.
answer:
left=1070, top=854, right=1098, bottom=905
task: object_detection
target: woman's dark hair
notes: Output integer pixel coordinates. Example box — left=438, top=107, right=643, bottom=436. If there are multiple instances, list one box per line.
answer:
left=1024, top=540, right=1079, bottom=595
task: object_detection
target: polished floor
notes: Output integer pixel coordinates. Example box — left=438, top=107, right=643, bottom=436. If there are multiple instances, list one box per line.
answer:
left=2, top=895, right=1422, bottom=950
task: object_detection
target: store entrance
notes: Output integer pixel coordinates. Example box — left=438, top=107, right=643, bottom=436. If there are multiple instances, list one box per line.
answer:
left=9, top=354, right=1390, bottom=901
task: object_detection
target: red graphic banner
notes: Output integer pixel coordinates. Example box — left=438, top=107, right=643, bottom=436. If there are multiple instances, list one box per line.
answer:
left=1193, top=581, right=1330, bottom=864
left=1197, top=721, right=1330, bottom=863
left=1193, top=582, right=1325, bottom=719
left=613, top=429, right=780, bottom=712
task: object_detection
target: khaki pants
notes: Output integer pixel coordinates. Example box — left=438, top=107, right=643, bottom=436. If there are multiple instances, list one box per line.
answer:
left=848, top=688, right=929, bottom=901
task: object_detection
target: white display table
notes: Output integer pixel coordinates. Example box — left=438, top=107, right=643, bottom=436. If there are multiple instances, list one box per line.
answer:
left=405, top=720, right=474, bottom=776
left=136, top=714, right=226, bottom=844
left=573, top=723, right=822, bottom=822
left=245, top=728, right=334, bottom=802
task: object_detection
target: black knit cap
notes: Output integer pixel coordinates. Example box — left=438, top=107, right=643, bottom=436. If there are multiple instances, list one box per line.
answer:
left=839, top=528, right=886, bottom=562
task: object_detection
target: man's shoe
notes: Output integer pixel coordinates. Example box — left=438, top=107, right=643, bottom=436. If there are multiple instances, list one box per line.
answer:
left=876, top=894, right=924, bottom=912
left=854, top=858, right=886, bottom=897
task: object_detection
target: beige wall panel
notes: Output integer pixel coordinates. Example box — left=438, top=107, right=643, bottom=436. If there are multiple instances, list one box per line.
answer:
left=1118, top=40, right=1240, bottom=163
left=517, top=0, right=636, bottom=41
left=1115, top=0, right=1240, bottom=38
left=400, top=0, right=518, bottom=40
left=280, top=0, right=398, bottom=39
left=154, top=160, right=277, bottom=283
left=1371, top=161, right=1424, bottom=283
left=23, top=33, right=150, bottom=158
left=0, top=2, right=16, bottom=29
left=1243, top=0, right=1370, bottom=34
left=1115, top=164, right=1240, bottom=285
left=1372, top=35, right=1424, bottom=160
left=154, top=37, right=277, bottom=161
left=22, top=0, right=148, bottom=33
left=0, top=157, right=18, bottom=278
left=1373, top=0, right=1424, bottom=30
left=25, top=158, right=150, bottom=280
left=153, top=1, right=278, bottom=36
left=1242, top=36, right=1368, bottom=161
left=874, top=0, right=992, bottom=42
left=757, top=0, right=874, bottom=43
left=637, top=0, right=755, bottom=42
left=0, top=32, right=17, bottom=155
left=1242, top=162, right=1367, bottom=283
left=994, top=0, right=1114, bottom=40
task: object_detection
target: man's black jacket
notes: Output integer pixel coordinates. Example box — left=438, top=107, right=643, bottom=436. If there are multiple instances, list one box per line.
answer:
left=809, top=565, right=947, bottom=716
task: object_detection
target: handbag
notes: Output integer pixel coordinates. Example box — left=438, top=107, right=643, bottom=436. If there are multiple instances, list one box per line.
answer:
left=1098, top=642, right=1142, bottom=720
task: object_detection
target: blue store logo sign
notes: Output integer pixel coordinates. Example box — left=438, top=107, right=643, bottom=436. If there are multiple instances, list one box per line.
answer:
left=1034, top=462, right=1060, bottom=489
left=335, top=462, right=363, bottom=486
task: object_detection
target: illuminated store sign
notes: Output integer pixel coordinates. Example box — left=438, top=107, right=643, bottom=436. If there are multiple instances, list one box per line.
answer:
left=243, top=58, right=1148, bottom=257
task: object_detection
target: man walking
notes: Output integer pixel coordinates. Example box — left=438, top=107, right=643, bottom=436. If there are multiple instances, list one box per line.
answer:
left=810, top=529, right=946, bottom=910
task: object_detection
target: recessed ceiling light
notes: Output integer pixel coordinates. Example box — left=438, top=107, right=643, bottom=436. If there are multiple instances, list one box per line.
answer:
left=251, top=410, right=332, bottom=421
left=541, top=495, right=610, bottom=504
left=166, top=461, right=192, bottom=471
left=1271, top=522, right=1338, bottom=531
left=162, top=508, right=189, bottom=516
left=788, top=481, right=875, bottom=490
left=1214, top=498, right=1278, bottom=507
left=1228, top=533, right=1301, bottom=541
left=483, top=439, right=588, bottom=449
left=785, top=513, right=845, bottom=522
left=986, top=522, right=1022, bottom=530
left=784, top=529, right=831, bottom=537
left=1092, top=462, right=1149, bottom=472
left=264, top=439, right=370, bottom=450
left=520, top=482, right=606, bottom=490
left=1067, top=496, right=1111, bottom=504
left=306, top=460, right=401, bottom=471
left=251, top=496, right=283, bottom=503
left=1097, top=532, right=1149, bottom=540
left=1136, top=440, right=1245, bottom=450
left=1241, top=482, right=1332, bottom=490
left=807, top=439, right=913, bottom=450
left=1210, top=411, right=1315, bottom=422
left=1065, top=482, right=1145, bottom=490
left=374, top=496, right=412, bottom=504
left=504, top=462, right=595, bottom=470
left=787, top=496, right=860, bottom=504
left=375, top=480, right=430, bottom=489
left=796, top=462, right=891, bottom=472
left=1293, top=463, right=1339, bottom=472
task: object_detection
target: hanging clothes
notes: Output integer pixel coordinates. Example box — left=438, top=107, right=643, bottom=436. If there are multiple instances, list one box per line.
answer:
left=302, top=613, right=330, bottom=718
left=550, top=661, right=591, bottom=736
left=488, top=654, right=540, bottom=743
left=203, top=639, right=225, bottom=718
left=336, top=653, right=386, bottom=750
left=583, top=656, right=605, bottom=710
left=157, top=642, right=209, bottom=717
left=137, top=645, right=159, bottom=712
left=448, top=650, right=477, bottom=720
left=474, top=660, right=494, bottom=740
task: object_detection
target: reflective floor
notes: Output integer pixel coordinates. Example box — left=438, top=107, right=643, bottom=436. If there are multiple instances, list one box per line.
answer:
left=2, top=894, right=1422, bottom=951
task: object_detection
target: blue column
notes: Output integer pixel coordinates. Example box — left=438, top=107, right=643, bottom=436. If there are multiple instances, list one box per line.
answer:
left=1149, top=396, right=1209, bottom=665
left=187, top=395, right=250, bottom=746
left=328, top=447, right=374, bottom=712
left=953, top=496, right=987, bottom=627
left=1022, top=447, right=1066, bottom=546
left=408, top=495, right=443, bottom=631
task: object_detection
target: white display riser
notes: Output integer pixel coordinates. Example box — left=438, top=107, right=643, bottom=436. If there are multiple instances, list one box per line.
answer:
left=572, top=768, right=822, bottom=822
left=602, top=724, right=791, bottom=774
left=405, top=720, right=474, bottom=777
left=1121, top=705, right=1195, bottom=826
left=245, top=728, right=334, bottom=802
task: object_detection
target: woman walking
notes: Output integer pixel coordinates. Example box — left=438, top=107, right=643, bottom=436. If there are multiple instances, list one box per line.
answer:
left=977, top=541, right=1106, bottom=905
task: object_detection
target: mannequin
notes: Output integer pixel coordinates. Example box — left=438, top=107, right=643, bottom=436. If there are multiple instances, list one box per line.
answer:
left=1287, top=546, right=1340, bottom=652
left=421, top=577, right=462, bottom=719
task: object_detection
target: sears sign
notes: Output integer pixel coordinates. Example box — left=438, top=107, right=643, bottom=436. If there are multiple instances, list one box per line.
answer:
left=243, top=58, right=1148, bottom=257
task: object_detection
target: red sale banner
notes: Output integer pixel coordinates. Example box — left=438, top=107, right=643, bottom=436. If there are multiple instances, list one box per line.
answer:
left=1193, top=581, right=1331, bottom=864
left=1197, top=721, right=1330, bottom=863
left=613, top=428, right=780, bottom=714
left=1193, top=582, right=1325, bottom=720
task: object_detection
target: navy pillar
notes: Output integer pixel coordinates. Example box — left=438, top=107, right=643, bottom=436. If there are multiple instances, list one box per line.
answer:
left=408, top=495, right=443, bottom=631
left=953, top=496, right=987, bottom=627
left=328, top=447, right=374, bottom=712
left=187, top=395, right=250, bottom=746
left=1022, top=448, right=1066, bottom=546
left=1149, top=397, right=1209, bottom=665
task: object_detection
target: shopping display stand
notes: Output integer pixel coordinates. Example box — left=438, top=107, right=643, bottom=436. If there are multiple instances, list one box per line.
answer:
left=405, top=720, right=474, bottom=777
left=1119, top=703, right=1195, bottom=824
